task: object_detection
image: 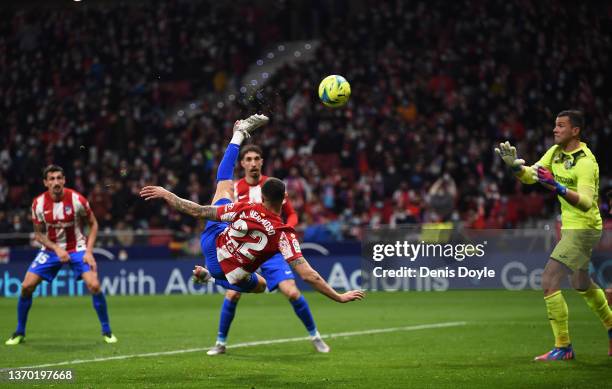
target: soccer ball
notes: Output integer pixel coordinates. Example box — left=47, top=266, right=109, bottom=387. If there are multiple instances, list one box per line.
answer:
left=318, top=75, right=351, bottom=108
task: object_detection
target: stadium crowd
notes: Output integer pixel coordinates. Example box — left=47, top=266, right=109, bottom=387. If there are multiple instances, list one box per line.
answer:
left=1, top=0, right=611, bottom=244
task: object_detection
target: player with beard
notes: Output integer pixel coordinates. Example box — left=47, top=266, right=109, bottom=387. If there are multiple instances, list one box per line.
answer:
left=202, top=144, right=329, bottom=355
left=6, top=165, right=117, bottom=345
left=140, top=115, right=363, bottom=354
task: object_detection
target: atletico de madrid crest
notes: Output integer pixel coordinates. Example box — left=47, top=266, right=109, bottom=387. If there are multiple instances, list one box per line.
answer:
left=64, top=205, right=73, bottom=215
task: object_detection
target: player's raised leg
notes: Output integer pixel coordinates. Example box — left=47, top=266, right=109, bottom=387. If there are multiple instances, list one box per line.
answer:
left=206, top=117, right=270, bottom=355
left=81, top=269, right=117, bottom=344
left=5, top=272, right=42, bottom=345
left=534, top=259, right=574, bottom=361
left=198, top=114, right=270, bottom=293
left=211, top=114, right=269, bottom=205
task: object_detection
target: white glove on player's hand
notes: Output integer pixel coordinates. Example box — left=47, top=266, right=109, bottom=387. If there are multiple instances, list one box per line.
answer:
left=495, top=141, right=525, bottom=172
left=234, top=114, right=269, bottom=137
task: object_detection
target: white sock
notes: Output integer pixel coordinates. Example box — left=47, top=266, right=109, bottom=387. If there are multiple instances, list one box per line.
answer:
left=230, top=131, right=245, bottom=145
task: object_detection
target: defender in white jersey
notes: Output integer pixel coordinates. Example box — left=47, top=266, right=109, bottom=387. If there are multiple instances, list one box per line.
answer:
left=5, top=165, right=117, bottom=345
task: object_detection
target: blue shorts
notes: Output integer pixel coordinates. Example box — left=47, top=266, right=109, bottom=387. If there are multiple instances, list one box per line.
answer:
left=200, top=198, right=259, bottom=292
left=260, top=253, right=295, bottom=291
left=27, top=250, right=91, bottom=282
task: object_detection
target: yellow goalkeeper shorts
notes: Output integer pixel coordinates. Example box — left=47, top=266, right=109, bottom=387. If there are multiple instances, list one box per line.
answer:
left=550, top=229, right=602, bottom=271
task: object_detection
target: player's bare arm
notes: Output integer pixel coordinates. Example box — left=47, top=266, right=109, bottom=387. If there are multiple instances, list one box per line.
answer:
left=83, top=212, right=99, bottom=272
left=289, top=257, right=364, bottom=303
left=33, top=223, right=69, bottom=263
left=140, top=186, right=219, bottom=220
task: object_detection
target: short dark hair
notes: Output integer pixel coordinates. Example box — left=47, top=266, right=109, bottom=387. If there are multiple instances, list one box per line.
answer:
left=557, top=110, right=585, bottom=131
left=240, top=144, right=263, bottom=160
left=261, top=177, right=285, bottom=205
left=43, top=165, right=64, bottom=179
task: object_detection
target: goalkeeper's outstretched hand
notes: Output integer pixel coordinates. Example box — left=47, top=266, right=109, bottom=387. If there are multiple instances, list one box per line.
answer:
left=495, top=141, right=525, bottom=172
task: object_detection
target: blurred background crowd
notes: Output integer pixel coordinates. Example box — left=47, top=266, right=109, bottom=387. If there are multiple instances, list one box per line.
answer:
left=1, top=0, right=611, bottom=244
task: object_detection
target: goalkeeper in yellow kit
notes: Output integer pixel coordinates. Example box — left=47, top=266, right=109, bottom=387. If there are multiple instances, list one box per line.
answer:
left=496, top=110, right=612, bottom=361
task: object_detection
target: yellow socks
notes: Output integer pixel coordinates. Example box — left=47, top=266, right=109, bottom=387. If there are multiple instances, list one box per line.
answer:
left=544, top=286, right=612, bottom=349
left=544, top=291, right=570, bottom=348
left=578, top=286, right=612, bottom=330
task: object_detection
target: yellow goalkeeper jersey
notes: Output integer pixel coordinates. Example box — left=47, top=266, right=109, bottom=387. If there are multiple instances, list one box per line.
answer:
left=519, top=142, right=602, bottom=230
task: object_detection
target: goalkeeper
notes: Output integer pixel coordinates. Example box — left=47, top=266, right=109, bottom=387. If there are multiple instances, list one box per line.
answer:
left=496, top=110, right=611, bottom=360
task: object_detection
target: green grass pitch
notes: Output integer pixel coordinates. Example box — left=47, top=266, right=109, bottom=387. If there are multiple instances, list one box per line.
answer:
left=1, top=290, right=610, bottom=388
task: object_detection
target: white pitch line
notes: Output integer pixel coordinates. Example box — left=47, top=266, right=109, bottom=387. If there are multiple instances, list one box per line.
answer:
left=4, top=321, right=467, bottom=370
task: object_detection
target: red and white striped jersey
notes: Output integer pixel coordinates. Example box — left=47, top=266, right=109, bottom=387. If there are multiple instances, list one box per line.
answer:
left=31, top=188, right=93, bottom=253
left=234, top=175, right=298, bottom=227
left=215, top=202, right=302, bottom=284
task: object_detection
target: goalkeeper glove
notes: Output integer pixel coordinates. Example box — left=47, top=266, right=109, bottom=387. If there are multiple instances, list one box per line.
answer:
left=532, top=164, right=567, bottom=195
left=495, top=141, right=525, bottom=172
